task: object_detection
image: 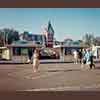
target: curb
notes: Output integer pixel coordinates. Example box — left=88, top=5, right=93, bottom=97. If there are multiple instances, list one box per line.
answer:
left=0, top=61, right=73, bottom=64
left=0, top=61, right=99, bottom=65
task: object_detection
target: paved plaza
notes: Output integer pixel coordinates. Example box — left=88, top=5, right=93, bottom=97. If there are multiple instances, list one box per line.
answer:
left=0, top=62, right=100, bottom=91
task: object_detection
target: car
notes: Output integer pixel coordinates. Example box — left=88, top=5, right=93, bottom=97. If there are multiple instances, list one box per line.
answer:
left=39, top=48, right=60, bottom=59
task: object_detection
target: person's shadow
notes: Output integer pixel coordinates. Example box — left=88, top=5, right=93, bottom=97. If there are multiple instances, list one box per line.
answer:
left=33, top=68, right=82, bottom=73
left=42, top=69, right=80, bottom=72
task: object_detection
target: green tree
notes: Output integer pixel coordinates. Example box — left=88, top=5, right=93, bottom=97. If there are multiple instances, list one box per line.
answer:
left=22, top=31, right=29, bottom=40
left=0, top=30, right=5, bottom=46
left=2, top=28, right=19, bottom=44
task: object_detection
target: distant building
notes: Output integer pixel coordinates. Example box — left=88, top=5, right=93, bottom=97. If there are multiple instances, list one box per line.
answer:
left=19, top=21, right=54, bottom=48
left=28, top=34, right=46, bottom=46
left=63, top=38, right=73, bottom=46
left=19, top=33, right=46, bottom=46
left=63, top=38, right=83, bottom=47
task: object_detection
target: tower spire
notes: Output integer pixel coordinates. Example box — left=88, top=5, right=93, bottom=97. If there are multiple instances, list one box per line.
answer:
left=47, top=20, right=54, bottom=35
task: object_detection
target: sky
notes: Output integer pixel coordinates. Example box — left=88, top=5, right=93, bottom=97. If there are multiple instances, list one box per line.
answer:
left=0, top=8, right=100, bottom=41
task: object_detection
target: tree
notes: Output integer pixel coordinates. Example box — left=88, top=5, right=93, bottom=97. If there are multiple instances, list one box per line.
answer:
left=95, top=37, right=100, bottom=46
left=83, top=33, right=96, bottom=46
left=0, top=30, right=5, bottom=46
left=22, top=31, right=29, bottom=40
left=2, top=28, right=19, bottom=45
left=8, top=30, right=19, bottom=44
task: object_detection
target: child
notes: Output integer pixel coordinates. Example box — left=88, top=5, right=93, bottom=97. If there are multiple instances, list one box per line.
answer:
left=32, top=48, right=40, bottom=72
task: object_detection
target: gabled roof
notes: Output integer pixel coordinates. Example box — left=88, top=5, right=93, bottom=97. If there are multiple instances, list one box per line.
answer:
left=7, top=40, right=43, bottom=48
left=12, top=40, right=28, bottom=44
left=64, top=38, right=73, bottom=41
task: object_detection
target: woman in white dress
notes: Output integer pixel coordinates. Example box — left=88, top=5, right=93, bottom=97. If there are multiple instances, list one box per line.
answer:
left=32, top=48, right=40, bottom=72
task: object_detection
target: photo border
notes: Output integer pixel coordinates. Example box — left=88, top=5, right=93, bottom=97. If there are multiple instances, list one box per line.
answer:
left=0, top=0, right=100, bottom=99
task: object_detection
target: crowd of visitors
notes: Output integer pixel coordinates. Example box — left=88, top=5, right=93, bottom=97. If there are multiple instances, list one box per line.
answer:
left=73, top=48, right=96, bottom=70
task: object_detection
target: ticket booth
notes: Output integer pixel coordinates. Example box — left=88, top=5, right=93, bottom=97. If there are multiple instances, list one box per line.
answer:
left=0, top=47, right=11, bottom=60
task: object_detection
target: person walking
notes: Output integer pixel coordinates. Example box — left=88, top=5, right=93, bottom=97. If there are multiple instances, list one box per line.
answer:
left=85, top=48, right=91, bottom=69
left=32, top=48, right=40, bottom=72
left=83, top=48, right=95, bottom=70
left=81, top=48, right=86, bottom=69
left=89, top=48, right=95, bottom=69
left=27, top=48, right=34, bottom=63
left=73, top=50, right=78, bottom=64
left=78, top=49, right=83, bottom=64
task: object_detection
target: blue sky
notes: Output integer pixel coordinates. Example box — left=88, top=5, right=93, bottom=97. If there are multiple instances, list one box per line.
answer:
left=0, top=8, right=100, bottom=41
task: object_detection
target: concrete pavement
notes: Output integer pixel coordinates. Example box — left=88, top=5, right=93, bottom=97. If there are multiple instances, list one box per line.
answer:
left=0, top=63, right=100, bottom=91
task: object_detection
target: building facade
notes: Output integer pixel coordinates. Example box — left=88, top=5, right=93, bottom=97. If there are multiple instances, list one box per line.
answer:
left=19, top=21, right=54, bottom=48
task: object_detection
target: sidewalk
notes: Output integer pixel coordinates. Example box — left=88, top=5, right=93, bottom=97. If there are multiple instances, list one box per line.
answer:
left=0, top=59, right=72, bottom=64
left=0, top=55, right=99, bottom=64
left=0, top=59, right=99, bottom=64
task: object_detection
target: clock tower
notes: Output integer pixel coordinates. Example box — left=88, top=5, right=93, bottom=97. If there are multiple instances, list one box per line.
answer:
left=44, top=21, right=54, bottom=48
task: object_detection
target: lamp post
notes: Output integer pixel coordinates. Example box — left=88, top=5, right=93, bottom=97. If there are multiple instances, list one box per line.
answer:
left=3, top=30, right=6, bottom=46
